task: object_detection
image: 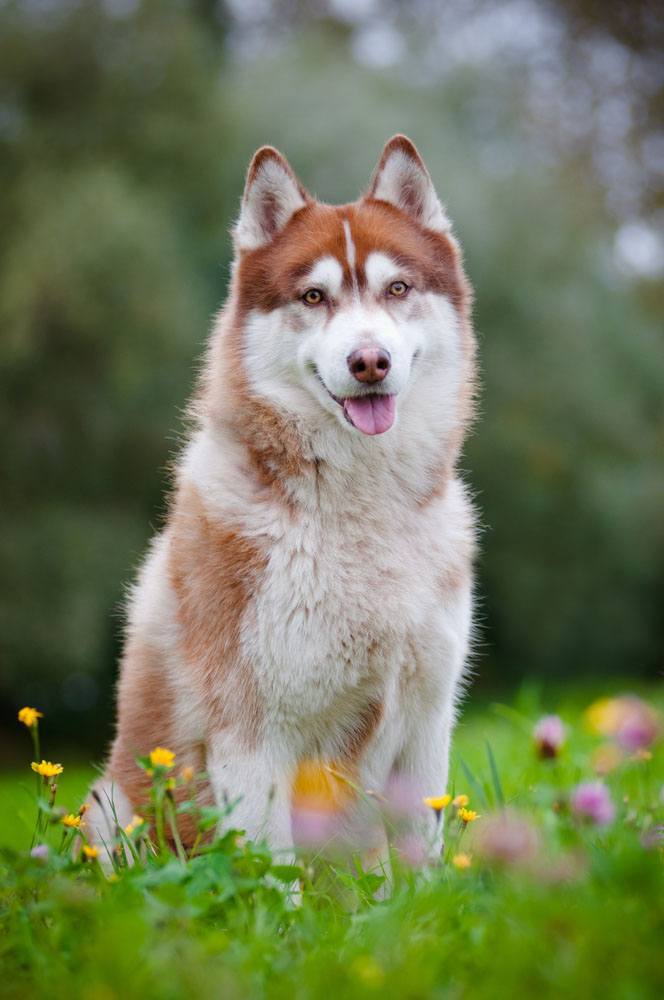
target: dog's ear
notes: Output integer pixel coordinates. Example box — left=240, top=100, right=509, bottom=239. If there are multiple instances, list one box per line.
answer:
left=367, top=135, right=450, bottom=233
left=234, top=146, right=310, bottom=251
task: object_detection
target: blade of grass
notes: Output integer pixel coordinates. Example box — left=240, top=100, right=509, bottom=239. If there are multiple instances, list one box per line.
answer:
left=485, top=740, right=505, bottom=807
left=457, top=756, right=489, bottom=809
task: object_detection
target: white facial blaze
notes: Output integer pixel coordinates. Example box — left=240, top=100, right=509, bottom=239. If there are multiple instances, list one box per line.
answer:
left=342, top=219, right=358, bottom=291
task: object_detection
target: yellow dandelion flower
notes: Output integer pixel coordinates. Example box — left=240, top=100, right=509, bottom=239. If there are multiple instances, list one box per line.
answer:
left=82, top=844, right=98, bottom=860
left=180, top=765, right=195, bottom=783
left=453, top=794, right=469, bottom=808
left=584, top=697, right=628, bottom=737
left=18, top=706, right=43, bottom=728
left=458, top=807, right=479, bottom=824
left=62, top=814, right=81, bottom=829
left=149, top=747, right=175, bottom=769
left=423, top=794, right=452, bottom=811
left=292, top=760, right=352, bottom=813
left=452, top=852, right=472, bottom=870
left=124, top=814, right=144, bottom=836
left=31, top=760, right=64, bottom=778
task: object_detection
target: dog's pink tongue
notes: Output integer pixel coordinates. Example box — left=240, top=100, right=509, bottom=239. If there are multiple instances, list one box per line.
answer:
left=343, top=395, right=396, bottom=435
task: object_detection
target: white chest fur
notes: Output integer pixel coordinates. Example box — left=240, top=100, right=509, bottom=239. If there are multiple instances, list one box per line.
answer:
left=179, top=426, right=474, bottom=757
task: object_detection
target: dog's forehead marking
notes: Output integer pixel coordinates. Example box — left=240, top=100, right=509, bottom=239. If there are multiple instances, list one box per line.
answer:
left=342, top=219, right=359, bottom=293
left=305, top=255, right=344, bottom=297
left=365, top=251, right=400, bottom=294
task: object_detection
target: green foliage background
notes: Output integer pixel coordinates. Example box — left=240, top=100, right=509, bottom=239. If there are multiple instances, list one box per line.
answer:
left=1, top=0, right=662, bottom=748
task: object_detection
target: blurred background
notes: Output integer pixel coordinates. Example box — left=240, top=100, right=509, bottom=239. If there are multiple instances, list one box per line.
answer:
left=1, top=0, right=662, bottom=758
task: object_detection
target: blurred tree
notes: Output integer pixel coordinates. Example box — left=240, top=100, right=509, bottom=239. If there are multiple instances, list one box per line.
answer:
left=0, top=0, right=231, bottom=743
left=0, top=0, right=661, bottom=748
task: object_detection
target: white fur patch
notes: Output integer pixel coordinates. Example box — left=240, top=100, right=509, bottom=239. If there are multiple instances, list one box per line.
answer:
left=86, top=778, right=134, bottom=865
left=364, top=251, right=401, bottom=295
left=305, top=255, right=344, bottom=299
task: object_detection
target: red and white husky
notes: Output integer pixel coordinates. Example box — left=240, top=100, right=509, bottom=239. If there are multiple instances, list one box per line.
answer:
left=88, top=135, right=477, bottom=866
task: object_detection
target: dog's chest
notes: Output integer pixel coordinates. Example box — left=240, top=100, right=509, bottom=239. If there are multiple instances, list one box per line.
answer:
left=243, top=496, right=448, bottom=714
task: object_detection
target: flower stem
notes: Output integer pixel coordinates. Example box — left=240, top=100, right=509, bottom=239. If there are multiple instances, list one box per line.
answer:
left=166, top=796, right=186, bottom=864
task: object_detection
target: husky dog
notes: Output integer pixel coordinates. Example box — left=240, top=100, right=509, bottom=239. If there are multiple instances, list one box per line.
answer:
left=87, top=135, right=477, bottom=867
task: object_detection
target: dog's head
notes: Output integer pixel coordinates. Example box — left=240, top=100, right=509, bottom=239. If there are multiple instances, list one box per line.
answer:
left=224, top=136, right=473, bottom=449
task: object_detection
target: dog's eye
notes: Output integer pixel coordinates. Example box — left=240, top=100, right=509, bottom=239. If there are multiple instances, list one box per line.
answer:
left=388, top=280, right=409, bottom=297
left=302, top=288, right=325, bottom=306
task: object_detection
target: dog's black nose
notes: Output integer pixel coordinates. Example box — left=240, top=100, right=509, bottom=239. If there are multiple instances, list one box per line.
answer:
left=347, top=347, right=391, bottom=384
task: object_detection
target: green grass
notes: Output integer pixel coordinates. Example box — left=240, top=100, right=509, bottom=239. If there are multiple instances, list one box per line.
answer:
left=0, top=767, right=94, bottom=853
left=1, top=685, right=662, bottom=999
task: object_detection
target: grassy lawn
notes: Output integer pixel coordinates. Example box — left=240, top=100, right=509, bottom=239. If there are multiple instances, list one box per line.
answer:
left=1, top=685, right=662, bottom=999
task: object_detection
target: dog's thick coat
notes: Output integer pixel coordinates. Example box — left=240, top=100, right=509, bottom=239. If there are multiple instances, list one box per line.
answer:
left=88, top=136, right=477, bottom=864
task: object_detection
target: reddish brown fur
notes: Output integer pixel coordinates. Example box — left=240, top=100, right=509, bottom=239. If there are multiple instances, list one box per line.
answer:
left=168, top=483, right=266, bottom=745
left=235, top=200, right=468, bottom=314
left=340, top=699, right=384, bottom=766
left=107, top=641, right=212, bottom=846
left=199, top=309, right=313, bottom=503
left=105, top=483, right=266, bottom=846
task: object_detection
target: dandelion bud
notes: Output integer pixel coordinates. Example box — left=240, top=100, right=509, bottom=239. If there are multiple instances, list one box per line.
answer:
left=18, top=706, right=43, bottom=728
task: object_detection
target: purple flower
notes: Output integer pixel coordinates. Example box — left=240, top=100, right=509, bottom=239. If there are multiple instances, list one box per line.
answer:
left=383, top=773, right=427, bottom=822
left=475, top=810, right=540, bottom=867
left=533, top=715, right=566, bottom=759
left=570, top=781, right=615, bottom=826
left=30, top=844, right=49, bottom=860
left=292, top=806, right=340, bottom=847
left=640, top=825, right=664, bottom=851
left=615, top=699, right=660, bottom=752
left=585, top=695, right=660, bottom=751
left=395, top=832, right=429, bottom=868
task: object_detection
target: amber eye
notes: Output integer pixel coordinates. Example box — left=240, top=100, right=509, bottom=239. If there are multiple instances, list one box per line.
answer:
left=302, top=288, right=324, bottom=305
left=388, top=280, right=409, bottom=297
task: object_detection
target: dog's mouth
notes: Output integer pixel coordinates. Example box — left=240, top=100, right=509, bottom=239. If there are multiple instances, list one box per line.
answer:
left=313, top=369, right=397, bottom=435
left=339, top=394, right=397, bottom=435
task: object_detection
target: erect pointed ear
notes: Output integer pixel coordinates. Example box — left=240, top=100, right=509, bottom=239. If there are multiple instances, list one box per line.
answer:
left=234, top=146, right=310, bottom=251
left=367, top=135, right=450, bottom=233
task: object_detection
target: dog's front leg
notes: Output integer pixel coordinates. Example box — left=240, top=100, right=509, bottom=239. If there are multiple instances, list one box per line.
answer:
left=207, top=731, right=294, bottom=863
left=391, top=699, right=456, bottom=864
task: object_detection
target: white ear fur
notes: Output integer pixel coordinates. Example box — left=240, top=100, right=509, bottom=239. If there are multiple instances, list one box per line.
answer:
left=368, top=135, right=450, bottom=233
left=234, top=147, right=308, bottom=251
